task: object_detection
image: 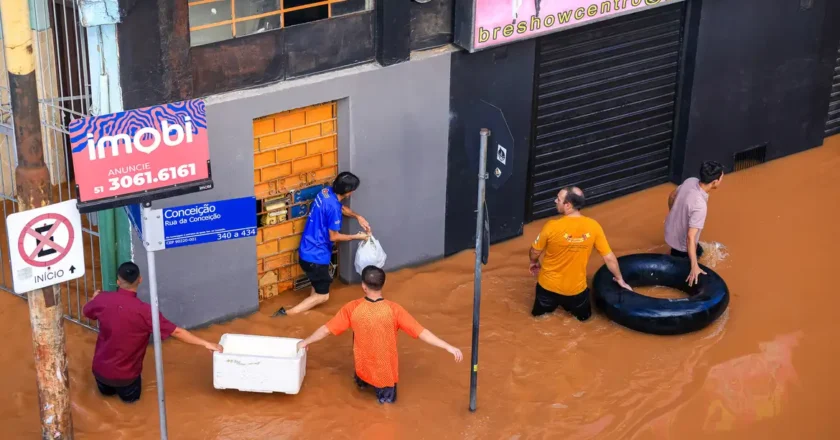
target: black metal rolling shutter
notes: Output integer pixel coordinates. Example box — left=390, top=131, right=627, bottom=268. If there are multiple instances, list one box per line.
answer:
left=826, top=44, right=840, bottom=137
left=528, top=4, right=686, bottom=220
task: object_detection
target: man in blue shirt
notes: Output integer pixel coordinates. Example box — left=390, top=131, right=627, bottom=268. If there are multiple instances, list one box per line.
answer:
left=276, top=172, right=370, bottom=316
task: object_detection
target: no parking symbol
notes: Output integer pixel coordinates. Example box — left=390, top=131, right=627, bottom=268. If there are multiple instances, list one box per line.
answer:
left=18, top=213, right=75, bottom=267
left=6, top=199, right=86, bottom=294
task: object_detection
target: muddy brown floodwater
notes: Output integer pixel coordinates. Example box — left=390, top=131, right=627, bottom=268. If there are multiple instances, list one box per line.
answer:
left=3, top=138, right=840, bottom=439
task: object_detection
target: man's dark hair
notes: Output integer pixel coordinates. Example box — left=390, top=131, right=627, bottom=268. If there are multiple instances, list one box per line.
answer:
left=699, top=161, right=724, bottom=184
left=561, top=187, right=586, bottom=211
left=361, top=266, right=386, bottom=291
left=333, top=172, right=360, bottom=195
left=118, top=262, right=141, bottom=284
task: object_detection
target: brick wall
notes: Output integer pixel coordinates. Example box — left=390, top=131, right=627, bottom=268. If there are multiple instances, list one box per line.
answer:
left=253, top=102, right=338, bottom=300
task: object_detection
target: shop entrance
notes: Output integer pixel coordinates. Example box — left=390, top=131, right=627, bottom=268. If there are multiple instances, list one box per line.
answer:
left=527, top=3, right=687, bottom=221
left=252, top=102, right=338, bottom=301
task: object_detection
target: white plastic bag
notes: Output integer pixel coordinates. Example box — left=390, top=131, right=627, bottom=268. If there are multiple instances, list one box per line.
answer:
left=354, top=235, right=387, bottom=275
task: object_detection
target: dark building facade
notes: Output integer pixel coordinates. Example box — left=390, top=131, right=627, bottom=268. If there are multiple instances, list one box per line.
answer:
left=445, top=0, right=840, bottom=253
left=112, top=0, right=840, bottom=328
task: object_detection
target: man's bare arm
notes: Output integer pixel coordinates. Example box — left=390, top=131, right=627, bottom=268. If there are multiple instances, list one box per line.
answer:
left=341, top=205, right=358, bottom=219
left=329, top=229, right=367, bottom=242
left=687, top=228, right=700, bottom=268
left=685, top=228, right=706, bottom=286
left=602, top=252, right=633, bottom=291
left=297, top=325, right=332, bottom=351
left=418, top=329, right=463, bottom=362
left=342, top=205, right=370, bottom=232
left=529, top=247, right=542, bottom=276
left=529, top=247, right=542, bottom=263
left=602, top=253, right=624, bottom=282
left=171, top=328, right=223, bottom=352
left=668, top=188, right=678, bottom=210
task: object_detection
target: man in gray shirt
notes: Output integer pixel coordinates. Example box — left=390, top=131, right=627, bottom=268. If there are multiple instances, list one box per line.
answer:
left=665, top=161, right=724, bottom=286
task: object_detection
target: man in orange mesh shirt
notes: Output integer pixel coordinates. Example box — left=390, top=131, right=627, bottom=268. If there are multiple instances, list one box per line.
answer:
left=297, top=265, right=462, bottom=404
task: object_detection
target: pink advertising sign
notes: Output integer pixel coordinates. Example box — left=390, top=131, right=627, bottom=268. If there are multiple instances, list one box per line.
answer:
left=455, top=0, right=684, bottom=52
left=69, top=99, right=213, bottom=213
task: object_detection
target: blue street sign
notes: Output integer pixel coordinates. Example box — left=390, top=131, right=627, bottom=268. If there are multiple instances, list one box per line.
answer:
left=160, top=197, right=257, bottom=249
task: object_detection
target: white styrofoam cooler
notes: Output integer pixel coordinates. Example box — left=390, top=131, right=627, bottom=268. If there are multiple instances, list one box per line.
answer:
left=213, top=334, right=306, bottom=394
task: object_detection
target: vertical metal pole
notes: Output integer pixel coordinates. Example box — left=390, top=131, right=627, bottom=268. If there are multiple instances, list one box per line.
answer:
left=115, top=209, right=132, bottom=263
left=1, top=0, right=73, bottom=437
left=469, top=128, right=489, bottom=412
left=92, top=40, right=118, bottom=291
left=84, top=19, right=131, bottom=280
left=143, top=206, right=168, bottom=440
left=98, top=209, right=118, bottom=290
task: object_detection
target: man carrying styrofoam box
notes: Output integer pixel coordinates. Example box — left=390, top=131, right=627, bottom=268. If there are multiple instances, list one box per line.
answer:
left=297, top=265, right=463, bottom=404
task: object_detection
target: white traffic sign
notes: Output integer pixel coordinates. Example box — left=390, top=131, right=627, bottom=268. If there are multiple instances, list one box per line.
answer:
left=6, top=199, right=86, bottom=293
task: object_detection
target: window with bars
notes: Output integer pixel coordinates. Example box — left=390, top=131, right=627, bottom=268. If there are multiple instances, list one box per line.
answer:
left=188, top=0, right=372, bottom=47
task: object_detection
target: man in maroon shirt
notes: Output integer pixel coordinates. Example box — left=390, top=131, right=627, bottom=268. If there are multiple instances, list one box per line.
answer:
left=83, top=262, right=222, bottom=403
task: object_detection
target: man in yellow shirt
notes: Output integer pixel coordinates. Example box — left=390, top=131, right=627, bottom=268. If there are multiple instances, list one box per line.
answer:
left=529, top=187, right=632, bottom=321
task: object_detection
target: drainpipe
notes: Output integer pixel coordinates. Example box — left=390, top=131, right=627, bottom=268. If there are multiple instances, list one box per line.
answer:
left=79, top=0, right=130, bottom=288
left=0, top=0, right=74, bottom=437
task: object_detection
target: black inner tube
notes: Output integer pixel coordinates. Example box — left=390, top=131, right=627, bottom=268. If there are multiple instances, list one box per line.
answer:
left=593, top=253, right=729, bottom=335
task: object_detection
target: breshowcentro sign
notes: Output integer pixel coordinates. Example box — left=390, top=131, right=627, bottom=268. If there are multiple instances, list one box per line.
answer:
left=455, top=0, right=685, bottom=52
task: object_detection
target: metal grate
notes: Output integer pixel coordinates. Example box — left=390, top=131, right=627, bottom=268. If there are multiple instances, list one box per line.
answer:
left=0, top=0, right=100, bottom=331
left=527, top=3, right=686, bottom=221
left=732, top=144, right=767, bottom=172
left=188, top=0, right=372, bottom=47
left=826, top=45, right=840, bottom=137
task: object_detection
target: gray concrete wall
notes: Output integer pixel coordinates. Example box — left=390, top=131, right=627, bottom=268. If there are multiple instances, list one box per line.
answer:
left=132, top=51, right=452, bottom=329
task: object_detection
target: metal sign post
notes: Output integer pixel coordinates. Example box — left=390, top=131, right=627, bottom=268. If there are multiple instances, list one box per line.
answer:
left=469, top=128, right=490, bottom=412
left=134, top=196, right=258, bottom=439
left=143, top=204, right=169, bottom=440
left=67, top=99, right=217, bottom=440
